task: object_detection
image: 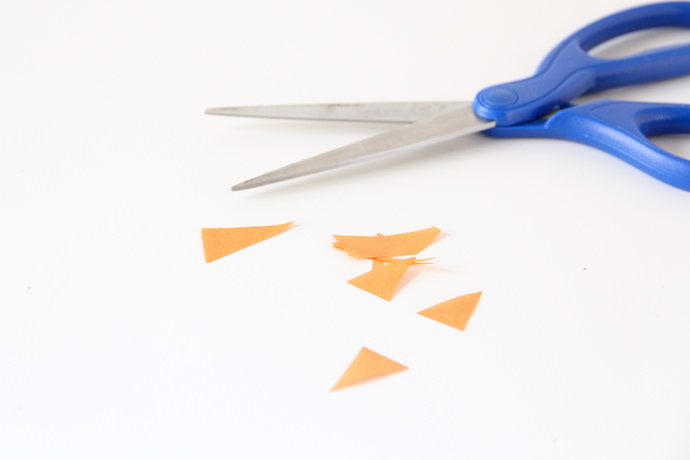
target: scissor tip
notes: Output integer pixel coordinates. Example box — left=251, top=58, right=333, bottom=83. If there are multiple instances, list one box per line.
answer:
left=231, top=182, right=250, bottom=191
left=232, top=179, right=266, bottom=191
left=232, top=173, right=293, bottom=191
left=206, top=107, right=246, bottom=116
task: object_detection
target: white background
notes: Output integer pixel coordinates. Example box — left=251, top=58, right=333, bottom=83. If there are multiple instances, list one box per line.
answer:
left=2, top=0, right=690, bottom=458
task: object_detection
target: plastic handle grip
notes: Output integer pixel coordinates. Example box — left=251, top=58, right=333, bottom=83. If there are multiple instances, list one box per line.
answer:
left=483, top=100, right=690, bottom=191
left=473, top=2, right=690, bottom=126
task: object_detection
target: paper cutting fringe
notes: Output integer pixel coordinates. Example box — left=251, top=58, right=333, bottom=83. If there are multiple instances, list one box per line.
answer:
left=332, top=226, right=440, bottom=258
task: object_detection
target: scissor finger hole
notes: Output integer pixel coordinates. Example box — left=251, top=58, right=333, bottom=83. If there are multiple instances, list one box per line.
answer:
left=588, top=27, right=690, bottom=59
left=648, top=134, right=690, bottom=161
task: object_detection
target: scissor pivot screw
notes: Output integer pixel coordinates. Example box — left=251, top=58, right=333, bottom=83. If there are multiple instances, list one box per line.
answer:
left=479, top=88, right=519, bottom=107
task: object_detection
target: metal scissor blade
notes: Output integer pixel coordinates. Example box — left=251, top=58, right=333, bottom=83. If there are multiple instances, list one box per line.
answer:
left=232, top=103, right=495, bottom=191
left=206, top=101, right=468, bottom=123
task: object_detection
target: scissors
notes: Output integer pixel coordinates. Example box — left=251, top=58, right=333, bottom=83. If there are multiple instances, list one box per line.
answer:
left=207, top=2, right=690, bottom=192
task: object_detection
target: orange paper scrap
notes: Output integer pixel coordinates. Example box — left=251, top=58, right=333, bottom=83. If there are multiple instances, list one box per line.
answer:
left=201, top=222, right=293, bottom=263
left=333, top=226, right=440, bottom=258
left=417, top=291, right=482, bottom=331
left=331, top=347, right=408, bottom=391
left=347, top=257, right=415, bottom=301
left=375, top=257, right=435, bottom=265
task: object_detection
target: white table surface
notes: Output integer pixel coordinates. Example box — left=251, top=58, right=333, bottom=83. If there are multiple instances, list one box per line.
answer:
left=2, top=0, right=690, bottom=458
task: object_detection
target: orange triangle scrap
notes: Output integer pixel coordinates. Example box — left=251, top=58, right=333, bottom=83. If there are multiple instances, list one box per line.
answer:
left=347, top=257, right=415, bottom=301
left=418, top=291, right=482, bottom=331
left=333, top=226, right=440, bottom=258
left=201, top=222, right=293, bottom=263
left=331, top=347, right=408, bottom=391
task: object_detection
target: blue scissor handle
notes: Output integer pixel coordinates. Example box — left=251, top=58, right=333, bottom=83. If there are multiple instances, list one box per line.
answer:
left=483, top=100, right=690, bottom=191
left=473, top=2, right=690, bottom=126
